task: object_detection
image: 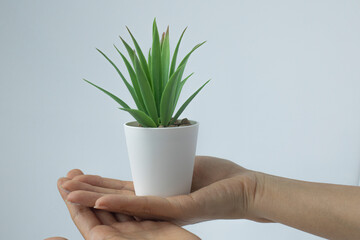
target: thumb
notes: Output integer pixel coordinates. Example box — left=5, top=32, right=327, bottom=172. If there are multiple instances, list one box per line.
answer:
left=94, top=194, right=201, bottom=222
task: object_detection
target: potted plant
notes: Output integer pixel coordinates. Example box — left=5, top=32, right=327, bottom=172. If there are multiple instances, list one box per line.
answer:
left=84, top=19, right=210, bottom=197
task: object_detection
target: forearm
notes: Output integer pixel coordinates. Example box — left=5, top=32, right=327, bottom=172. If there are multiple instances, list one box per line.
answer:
left=253, top=173, right=360, bottom=240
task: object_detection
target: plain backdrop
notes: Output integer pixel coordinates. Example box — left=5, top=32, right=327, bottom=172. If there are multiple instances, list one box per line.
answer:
left=1, top=0, right=360, bottom=239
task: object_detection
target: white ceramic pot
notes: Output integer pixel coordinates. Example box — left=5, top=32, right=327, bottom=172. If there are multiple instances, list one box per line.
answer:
left=124, top=120, right=199, bottom=197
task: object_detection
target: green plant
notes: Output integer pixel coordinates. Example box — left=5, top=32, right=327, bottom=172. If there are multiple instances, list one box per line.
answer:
left=84, top=19, right=210, bottom=127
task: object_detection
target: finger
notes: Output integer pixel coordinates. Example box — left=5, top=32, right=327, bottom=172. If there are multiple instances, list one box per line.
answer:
left=73, top=174, right=134, bottom=191
left=58, top=177, right=72, bottom=198
left=58, top=172, right=101, bottom=239
left=94, top=194, right=201, bottom=222
left=66, top=188, right=135, bottom=207
left=66, top=190, right=105, bottom=207
left=67, top=169, right=84, bottom=179
left=115, top=213, right=135, bottom=222
left=61, top=179, right=135, bottom=196
left=93, top=209, right=117, bottom=225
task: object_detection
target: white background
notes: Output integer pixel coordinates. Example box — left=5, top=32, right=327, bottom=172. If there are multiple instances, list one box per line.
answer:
left=1, top=0, right=359, bottom=239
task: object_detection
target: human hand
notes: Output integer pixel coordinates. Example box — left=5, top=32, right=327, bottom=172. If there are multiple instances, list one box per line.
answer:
left=55, top=169, right=199, bottom=240
left=61, top=156, right=268, bottom=225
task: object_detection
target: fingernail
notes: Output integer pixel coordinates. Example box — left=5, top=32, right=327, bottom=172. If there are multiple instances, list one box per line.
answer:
left=66, top=200, right=81, bottom=206
left=94, top=204, right=107, bottom=210
left=59, top=185, right=70, bottom=193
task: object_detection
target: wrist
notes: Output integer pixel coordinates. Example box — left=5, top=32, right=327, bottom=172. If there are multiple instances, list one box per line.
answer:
left=243, top=170, right=274, bottom=223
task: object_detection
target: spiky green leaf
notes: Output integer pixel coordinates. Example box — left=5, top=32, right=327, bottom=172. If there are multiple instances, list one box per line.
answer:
left=96, top=48, right=140, bottom=108
left=159, top=65, right=185, bottom=126
left=174, top=72, right=194, bottom=108
left=160, top=32, right=165, bottom=50
left=126, top=26, right=152, bottom=88
left=176, top=41, right=206, bottom=78
left=172, top=41, right=206, bottom=107
left=133, top=53, right=159, bottom=125
left=161, top=26, right=170, bottom=91
left=170, top=79, right=211, bottom=124
left=169, top=27, right=187, bottom=77
left=119, top=37, right=136, bottom=67
left=120, top=108, right=157, bottom=127
left=83, top=79, right=130, bottom=109
left=151, top=19, right=162, bottom=114
left=148, top=48, right=152, bottom=72
left=113, top=45, right=147, bottom=113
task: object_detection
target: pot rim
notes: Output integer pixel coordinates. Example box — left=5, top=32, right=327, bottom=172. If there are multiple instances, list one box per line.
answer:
left=124, top=120, right=199, bottom=130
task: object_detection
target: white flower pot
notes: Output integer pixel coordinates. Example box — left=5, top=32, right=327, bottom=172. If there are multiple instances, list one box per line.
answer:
left=124, top=120, right=199, bottom=197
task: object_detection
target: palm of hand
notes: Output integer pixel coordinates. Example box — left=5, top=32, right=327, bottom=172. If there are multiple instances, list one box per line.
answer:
left=57, top=170, right=199, bottom=240
left=62, top=156, right=259, bottom=225
left=82, top=220, right=198, bottom=240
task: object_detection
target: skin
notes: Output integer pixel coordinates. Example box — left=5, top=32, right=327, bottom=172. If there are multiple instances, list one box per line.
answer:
left=57, top=156, right=360, bottom=240
left=54, top=169, right=199, bottom=240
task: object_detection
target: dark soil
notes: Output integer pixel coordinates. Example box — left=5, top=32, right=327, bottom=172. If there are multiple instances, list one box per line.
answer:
left=138, top=118, right=192, bottom=128
left=159, top=118, right=192, bottom=128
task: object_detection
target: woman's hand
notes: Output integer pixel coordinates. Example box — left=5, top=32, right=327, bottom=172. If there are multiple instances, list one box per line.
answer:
left=56, top=169, right=199, bottom=240
left=58, top=156, right=360, bottom=240
left=61, top=156, right=268, bottom=225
